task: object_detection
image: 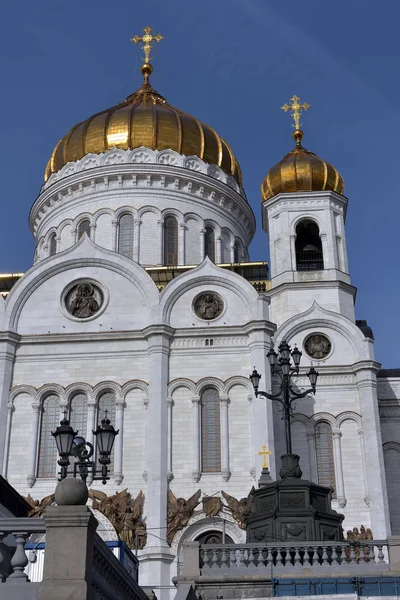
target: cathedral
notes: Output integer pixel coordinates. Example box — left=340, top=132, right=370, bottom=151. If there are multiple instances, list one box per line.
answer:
left=0, top=28, right=399, bottom=597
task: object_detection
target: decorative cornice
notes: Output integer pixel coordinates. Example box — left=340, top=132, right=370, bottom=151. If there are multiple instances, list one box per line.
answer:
left=31, top=147, right=254, bottom=240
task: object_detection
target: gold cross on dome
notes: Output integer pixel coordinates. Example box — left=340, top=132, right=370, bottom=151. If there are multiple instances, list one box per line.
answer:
left=281, top=95, right=311, bottom=130
left=258, top=445, right=272, bottom=469
left=131, top=26, right=163, bottom=63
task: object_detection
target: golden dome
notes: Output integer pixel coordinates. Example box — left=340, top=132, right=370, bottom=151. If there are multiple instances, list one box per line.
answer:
left=261, top=130, right=344, bottom=202
left=45, top=64, right=242, bottom=185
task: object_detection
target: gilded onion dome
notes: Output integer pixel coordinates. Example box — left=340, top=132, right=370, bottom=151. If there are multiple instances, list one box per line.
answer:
left=45, top=63, right=242, bottom=185
left=261, top=129, right=344, bottom=202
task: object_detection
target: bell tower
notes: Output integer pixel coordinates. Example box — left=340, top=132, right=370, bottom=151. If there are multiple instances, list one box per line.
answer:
left=261, top=97, right=354, bottom=324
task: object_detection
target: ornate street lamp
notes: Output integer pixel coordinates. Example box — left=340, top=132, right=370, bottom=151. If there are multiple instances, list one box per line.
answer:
left=52, top=411, right=119, bottom=484
left=249, top=340, right=319, bottom=456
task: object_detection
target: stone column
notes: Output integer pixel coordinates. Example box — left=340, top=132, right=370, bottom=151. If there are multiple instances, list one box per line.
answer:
left=157, top=219, right=164, bottom=265
left=38, top=505, right=98, bottom=600
left=320, top=233, right=329, bottom=269
left=1, top=402, right=14, bottom=478
left=71, top=228, right=77, bottom=244
left=26, top=401, right=41, bottom=488
left=192, top=395, right=201, bottom=483
left=306, top=429, right=318, bottom=482
left=133, top=218, right=141, bottom=262
left=179, top=224, right=187, bottom=265
left=111, top=219, right=118, bottom=251
left=355, top=362, right=390, bottom=537
left=332, top=428, right=346, bottom=508
left=216, top=236, right=222, bottom=263
left=140, top=325, right=174, bottom=597
left=114, top=398, right=124, bottom=485
left=200, top=228, right=206, bottom=260
left=220, top=395, right=231, bottom=481
left=245, top=321, right=276, bottom=479
left=230, top=243, right=235, bottom=263
left=89, top=223, right=96, bottom=242
left=167, top=396, right=173, bottom=481
left=56, top=236, right=61, bottom=253
left=290, top=234, right=297, bottom=271
left=358, top=427, right=370, bottom=506
left=0, top=333, right=20, bottom=463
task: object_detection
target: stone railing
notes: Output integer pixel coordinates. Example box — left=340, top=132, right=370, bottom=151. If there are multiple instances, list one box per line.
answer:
left=91, top=533, right=147, bottom=600
left=0, top=517, right=45, bottom=583
left=180, top=540, right=389, bottom=578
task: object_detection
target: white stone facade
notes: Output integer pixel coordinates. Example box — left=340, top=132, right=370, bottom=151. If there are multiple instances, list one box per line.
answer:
left=0, top=143, right=399, bottom=598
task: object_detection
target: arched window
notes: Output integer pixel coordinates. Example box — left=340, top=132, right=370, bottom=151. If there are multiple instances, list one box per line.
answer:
left=69, top=393, right=88, bottom=437
left=315, top=422, right=336, bottom=493
left=49, top=233, right=57, bottom=257
left=118, top=213, right=134, bottom=259
left=77, top=219, right=91, bottom=240
left=96, top=392, right=116, bottom=473
left=233, top=244, right=239, bottom=263
left=295, top=220, right=323, bottom=271
left=37, top=395, right=59, bottom=478
left=201, top=388, right=221, bottom=473
left=204, top=227, right=215, bottom=262
left=164, top=217, right=178, bottom=266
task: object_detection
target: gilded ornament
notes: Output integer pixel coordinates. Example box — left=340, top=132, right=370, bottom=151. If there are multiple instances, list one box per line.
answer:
left=203, top=496, right=222, bottom=518
left=304, top=333, right=331, bottom=360
left=131, top=26, right=163, bottom=64
left=193, top=292, right=224, bottom=320
left=281, top=95, right=311, bottom=131
left=167, top=488, right=201, bottom=545
left=221, top=489, right=254, bottom=529
left=25, top=493, right=55, bottom=517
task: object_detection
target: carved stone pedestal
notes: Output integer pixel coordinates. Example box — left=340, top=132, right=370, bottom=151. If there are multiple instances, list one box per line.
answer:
left=246, top=454, right=344, bottom=543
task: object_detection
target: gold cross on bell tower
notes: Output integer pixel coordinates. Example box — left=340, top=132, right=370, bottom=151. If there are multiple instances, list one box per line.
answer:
left=258, top=445, right=272, bottom=469
left=281, top=95, right=311, bottom=131
left=131, top=26, right=163, bottom=64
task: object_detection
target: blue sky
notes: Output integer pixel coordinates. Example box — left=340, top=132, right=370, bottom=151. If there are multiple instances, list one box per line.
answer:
left=1, top=0, right=399, bottom=366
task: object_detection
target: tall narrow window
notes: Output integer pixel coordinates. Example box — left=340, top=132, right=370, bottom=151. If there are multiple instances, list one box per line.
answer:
left=201, top=388, right=221, bottom=473
left=49, top=233, right=57, bottom=257
left=164, top=216, right=178, bottom=266
left=77, top=219, right=91, bottom=240
left=233, top=244, right=239, bottom=263
left=118, top=213, right=134, bottom=259
left=37, top=395, right=59, bottom=478
left=96, top=392, right=116, bottom=473
left=204, top=227, right=215, bottom=262
left=69, top=393, right=88, bottom=437
left=315, top=422, right=336, bottom=492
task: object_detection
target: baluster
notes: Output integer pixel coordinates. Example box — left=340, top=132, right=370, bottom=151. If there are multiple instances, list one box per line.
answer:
left=377, top=544, right=385, bottom=564
left=237, top=548, right=245, bottom=567
left=211, top=548, right=219, bottom=569
left=276, top=547, right=284, bottom=567
left=248, top=548, right=255, bottom=568
left=256, top=547, right=265, bottom=568
left=230, top=548, right=237, bottom=568
left=266, top=547, right=274, bottom=567
left=369, top=544, right=376, bottom=563
left=220, top=548, right=228, bottom=569
left=202, top=549, right=211, bottom=570
left=294, top=548, right=302, bottom=567
left=349, top=545, right=357, bottom=565
left=304, top=547, right=312, bottom=567
left=321, top=546, right=329, bottom=566
left=9, top=532, right=29, bottom=581
left=199, top=548, right=205, bottom=568
left=331, top=546, right=339, bottom=566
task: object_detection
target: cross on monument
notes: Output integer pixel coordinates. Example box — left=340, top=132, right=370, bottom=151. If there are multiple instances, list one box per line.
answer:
left=131, top=26, right=163, bottom=63
left=281, top=95, right=311, bottom=130
left=258, top=445, right=272, bottom=469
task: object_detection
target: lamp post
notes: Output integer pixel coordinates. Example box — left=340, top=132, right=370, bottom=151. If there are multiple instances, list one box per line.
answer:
left=52, top=411, right=119, bottom=485
left=249, top=341, right=318, bottom=457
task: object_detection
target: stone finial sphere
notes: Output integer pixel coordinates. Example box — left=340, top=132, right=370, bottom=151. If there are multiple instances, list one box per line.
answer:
left=55, top=477, right=89, bottom=506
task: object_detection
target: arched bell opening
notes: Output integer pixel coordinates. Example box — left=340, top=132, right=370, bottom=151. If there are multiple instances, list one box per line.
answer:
left=295, top=220, right=324, bottom=271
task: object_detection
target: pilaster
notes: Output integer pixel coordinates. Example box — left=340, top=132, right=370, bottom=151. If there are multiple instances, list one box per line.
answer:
left=0, top=332, right=20, bottom=464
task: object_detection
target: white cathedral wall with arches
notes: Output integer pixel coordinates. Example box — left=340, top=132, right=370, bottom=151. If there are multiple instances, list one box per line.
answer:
left=0, top=59, right=399, bottom=598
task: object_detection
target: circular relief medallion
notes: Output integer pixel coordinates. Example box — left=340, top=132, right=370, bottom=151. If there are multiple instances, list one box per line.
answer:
left=304, top=333, right=331, bottom=360
left=65, top=281, right=103, bottom=319
left=193, top=292, right=224, bottom=321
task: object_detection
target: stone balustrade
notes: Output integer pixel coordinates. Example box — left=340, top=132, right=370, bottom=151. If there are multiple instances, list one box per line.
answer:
left=0, top=517, right=45, bottom=583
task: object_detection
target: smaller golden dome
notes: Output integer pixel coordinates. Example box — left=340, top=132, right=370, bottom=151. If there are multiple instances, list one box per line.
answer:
left=261, top=130, right=344, bottom=202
